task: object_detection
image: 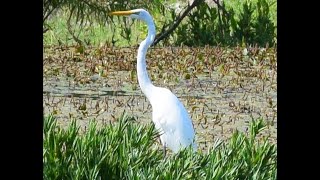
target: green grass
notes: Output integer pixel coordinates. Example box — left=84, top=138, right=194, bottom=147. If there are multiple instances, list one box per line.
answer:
left=43, top=112, right=277, bottom=179
left=44, top=10, right=138, bottom=47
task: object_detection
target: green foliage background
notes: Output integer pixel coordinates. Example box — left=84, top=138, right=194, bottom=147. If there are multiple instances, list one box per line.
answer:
left=43, top=0, right=277, bottom=47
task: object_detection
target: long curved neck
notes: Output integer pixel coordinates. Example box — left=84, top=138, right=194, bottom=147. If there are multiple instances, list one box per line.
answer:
left=137, top=20, right=156, bottom=100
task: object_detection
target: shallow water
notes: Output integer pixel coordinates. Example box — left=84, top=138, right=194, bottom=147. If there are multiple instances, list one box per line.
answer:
left=43, top=46, right=277, bottom=151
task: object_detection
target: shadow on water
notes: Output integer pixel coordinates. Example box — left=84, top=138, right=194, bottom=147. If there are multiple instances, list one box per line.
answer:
left=44, top=89, right=130, bottom=98
left=43, top=88, right=206, bottom=100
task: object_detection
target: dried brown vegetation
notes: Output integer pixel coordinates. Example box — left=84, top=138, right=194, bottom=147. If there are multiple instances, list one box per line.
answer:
left=43, top=45, right=277, bottom=151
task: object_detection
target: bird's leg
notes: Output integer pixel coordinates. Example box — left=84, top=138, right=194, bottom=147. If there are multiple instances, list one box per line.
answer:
left=163, top=145, right=167, bottom=157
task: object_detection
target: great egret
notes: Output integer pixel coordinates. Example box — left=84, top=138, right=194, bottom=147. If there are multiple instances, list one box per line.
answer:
left=110, top=9, right=197, bottom=154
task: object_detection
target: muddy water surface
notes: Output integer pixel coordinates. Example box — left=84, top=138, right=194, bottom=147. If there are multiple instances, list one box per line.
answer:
left=43, top=46, right=277, bottom=151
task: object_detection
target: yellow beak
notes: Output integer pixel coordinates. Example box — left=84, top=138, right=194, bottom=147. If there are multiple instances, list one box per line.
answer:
left=109, top=10, right=134, bottom=16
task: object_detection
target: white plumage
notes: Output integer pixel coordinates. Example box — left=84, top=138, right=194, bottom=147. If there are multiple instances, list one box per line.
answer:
left=110, top=9, right=197, bottom=153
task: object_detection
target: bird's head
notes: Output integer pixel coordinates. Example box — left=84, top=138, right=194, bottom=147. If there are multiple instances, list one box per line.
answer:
left=109, top=9, right=153, bottom=23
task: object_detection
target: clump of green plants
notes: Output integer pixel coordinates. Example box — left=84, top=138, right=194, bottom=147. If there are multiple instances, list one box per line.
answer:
left=44, top=112, right=276, bottom=179
left=174, top=0, right=276, bottom=47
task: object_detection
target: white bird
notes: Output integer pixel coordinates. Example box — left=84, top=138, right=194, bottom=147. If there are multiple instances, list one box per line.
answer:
left=110, top=9, right=197, bottom=154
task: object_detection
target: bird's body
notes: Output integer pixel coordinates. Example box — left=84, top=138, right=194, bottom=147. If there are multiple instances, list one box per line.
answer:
left=150, top=87, right=196, bottom=153
left=110, top=9, right=197, bottom=153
